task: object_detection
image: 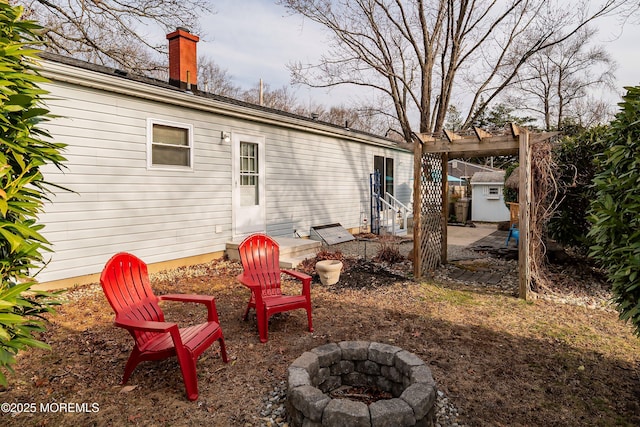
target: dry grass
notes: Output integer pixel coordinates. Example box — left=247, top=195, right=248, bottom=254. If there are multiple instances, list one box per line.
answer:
left=1, top=257, right=639, bottom=426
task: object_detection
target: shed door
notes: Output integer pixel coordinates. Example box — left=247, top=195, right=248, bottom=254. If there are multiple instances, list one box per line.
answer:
left=232, top=133, right=266, bottom=237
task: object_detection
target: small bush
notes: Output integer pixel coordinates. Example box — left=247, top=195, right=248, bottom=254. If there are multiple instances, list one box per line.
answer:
left=373, top=241, right=405, bottom=264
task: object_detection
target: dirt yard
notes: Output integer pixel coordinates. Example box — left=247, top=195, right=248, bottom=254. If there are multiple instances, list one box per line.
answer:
left=1, top=239, right=639, bottom=427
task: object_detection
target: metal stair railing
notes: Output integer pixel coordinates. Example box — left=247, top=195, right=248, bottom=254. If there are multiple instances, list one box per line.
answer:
left=380, top=193, right=411, bottom=236
left=384, top=193, right=413, bottom=236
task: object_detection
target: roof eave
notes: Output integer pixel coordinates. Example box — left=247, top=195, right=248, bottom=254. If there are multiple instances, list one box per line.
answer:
left=37, top=56, right=409, bottom=152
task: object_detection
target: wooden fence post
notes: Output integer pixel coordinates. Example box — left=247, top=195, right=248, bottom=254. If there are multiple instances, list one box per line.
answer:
left=413, top=139, right=423, bottom=279
left=518, top=129, right=531, bottom=300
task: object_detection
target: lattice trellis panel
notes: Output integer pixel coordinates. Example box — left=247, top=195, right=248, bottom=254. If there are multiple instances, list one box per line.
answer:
left=418, top=152, right=443, bottom=273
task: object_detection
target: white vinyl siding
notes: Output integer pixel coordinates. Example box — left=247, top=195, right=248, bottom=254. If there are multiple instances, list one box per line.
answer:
left=471, top=183, right=510, bottom=222
left=263, top=132, right=411, bottom=237
left=38, top=81, right=232, bottom=282
left=36, top=62, right=413, bottom=284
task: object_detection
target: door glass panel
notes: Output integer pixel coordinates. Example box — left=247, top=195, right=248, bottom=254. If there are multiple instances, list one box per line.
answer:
left=374, top=155, right=394, bottom=196
left=385, top=158, right=394, bottom=197
left=240, top=142, right=258, bottom=206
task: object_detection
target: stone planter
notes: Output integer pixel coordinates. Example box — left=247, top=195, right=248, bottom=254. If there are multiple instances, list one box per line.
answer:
left=315, top=260, right=343, bottom=286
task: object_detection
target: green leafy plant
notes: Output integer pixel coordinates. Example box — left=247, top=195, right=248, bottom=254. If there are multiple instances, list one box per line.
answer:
left=588, top=86, right=640, bottom=335
left=0, top=3, right=66, bottom=386
left=548, top=126, right=608, bottom=252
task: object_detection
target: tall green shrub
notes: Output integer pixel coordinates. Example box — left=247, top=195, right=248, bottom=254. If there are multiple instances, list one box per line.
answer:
left=0, top=3, right=66, bottom=385
left=588, top=86, right=640, bottom=335
left=548, top=126, right=608, bottom=251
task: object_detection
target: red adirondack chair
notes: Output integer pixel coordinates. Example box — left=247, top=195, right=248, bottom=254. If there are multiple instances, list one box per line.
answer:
left=237, top=234, right=313, bottom=343
left=100, top=252, right=228, bottom=401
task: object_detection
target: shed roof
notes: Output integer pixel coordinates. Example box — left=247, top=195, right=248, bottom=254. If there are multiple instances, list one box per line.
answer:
left=471, top=170, right=505, bottom=184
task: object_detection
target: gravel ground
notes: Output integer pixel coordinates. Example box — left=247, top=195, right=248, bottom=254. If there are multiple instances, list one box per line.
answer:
left=258, top=381, right=465, bottom=427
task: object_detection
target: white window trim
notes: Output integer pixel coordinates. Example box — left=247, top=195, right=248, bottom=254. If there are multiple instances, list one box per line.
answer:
left=484, top=185, right=501, bottom=200
left=146, top=118, right=194, bottom=171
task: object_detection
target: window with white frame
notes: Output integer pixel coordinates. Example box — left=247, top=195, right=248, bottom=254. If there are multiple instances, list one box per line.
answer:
left=485, top=186, right=501, bottom=199
left=147, top=119, right=193, bottom=169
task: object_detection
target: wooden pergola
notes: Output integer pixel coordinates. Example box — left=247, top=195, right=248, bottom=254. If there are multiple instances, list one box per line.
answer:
left=403, top=124, right=557, bottom=300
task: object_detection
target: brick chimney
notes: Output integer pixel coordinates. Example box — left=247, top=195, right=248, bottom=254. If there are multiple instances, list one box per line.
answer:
left=167, top=28, right=199, bottom=90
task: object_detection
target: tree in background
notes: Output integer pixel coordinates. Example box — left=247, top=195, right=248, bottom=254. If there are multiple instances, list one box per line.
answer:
left=281, top=0, right=628, bottom=139
left=15, top=0, right=212, bottom=74
left=588, top=86, right=640, bottom=335
left=240, top=82, right=301, bottom=113
left=0, top=2, right=66, bottom=385
left=505, top=26, right=616, bottom=131
left=473, top=103, right=537, bottom=131
left=198, top=56, right=242, bottom=99
left=465, top=103, right=534, bottom=170
left=445, top=105, right=464, bottom=131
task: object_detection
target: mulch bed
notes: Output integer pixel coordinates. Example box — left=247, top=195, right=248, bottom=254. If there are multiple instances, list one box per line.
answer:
left=1, top=237, right=638, bottom=427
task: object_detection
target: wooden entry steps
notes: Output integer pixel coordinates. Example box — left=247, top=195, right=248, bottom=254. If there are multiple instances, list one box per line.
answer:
left=226, top=236, right=321, bottom=269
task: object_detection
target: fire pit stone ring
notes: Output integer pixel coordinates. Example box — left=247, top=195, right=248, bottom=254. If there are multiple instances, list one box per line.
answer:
left=287, top=341, right=437, bottom=427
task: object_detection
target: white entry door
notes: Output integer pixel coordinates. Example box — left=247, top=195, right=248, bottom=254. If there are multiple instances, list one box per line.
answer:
left=232, top=133, right=266, bottom=237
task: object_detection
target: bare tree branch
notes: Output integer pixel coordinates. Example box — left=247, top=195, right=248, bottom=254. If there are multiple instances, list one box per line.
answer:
left=280, top=0, right=632, bottom=139
left=504, top=25, right=617, bottom=130
left=18, top=0, right=213, bottom=74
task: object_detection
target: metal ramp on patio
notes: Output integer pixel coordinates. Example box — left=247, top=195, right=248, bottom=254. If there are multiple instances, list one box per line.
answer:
left=226, top=236, right=321, bottom=269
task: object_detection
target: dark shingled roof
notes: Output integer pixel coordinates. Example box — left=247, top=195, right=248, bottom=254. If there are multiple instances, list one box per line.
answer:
left=38, top=51, right=401, bottom=145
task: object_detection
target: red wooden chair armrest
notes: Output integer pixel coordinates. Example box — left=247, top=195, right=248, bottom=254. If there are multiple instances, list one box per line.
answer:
left=282, top=269, right=311, bottom=282
left=159, top=294, right=221, bottom=323
left=159, top=294, right=215, bottom=304
left=282, top=269, right=312, bottom=293
left=115, top=318, right=178, bottom=333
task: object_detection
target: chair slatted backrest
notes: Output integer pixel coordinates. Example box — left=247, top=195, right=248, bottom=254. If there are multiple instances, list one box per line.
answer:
left=238, top=234, right=282, bottom=297
left=100, top=253, right=165, bottom=345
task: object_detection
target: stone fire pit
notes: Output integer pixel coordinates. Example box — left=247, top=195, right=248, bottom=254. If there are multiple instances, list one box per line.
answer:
left=287, top=341, right=437, bottom=427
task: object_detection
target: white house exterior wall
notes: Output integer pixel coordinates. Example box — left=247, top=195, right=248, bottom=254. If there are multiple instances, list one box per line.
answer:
left=470, top=183, right=510, bottom=222
left=36, top=59, right=413, bottom=284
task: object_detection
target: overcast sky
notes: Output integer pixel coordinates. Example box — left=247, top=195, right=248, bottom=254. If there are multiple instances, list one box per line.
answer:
left=197, top=0, right=640, bottom=110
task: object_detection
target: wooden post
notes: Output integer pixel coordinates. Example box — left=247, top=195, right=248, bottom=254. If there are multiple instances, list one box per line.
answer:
left=518, top=129, right=531, bottom=300
left=441, top=153, right=448, bottom=263
left=412, top=139, right=423, bottom=279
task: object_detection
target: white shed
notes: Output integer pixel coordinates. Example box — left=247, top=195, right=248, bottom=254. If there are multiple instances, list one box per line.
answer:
left=33, top=30, right=413, bottom=289
left=470, top=171, right=510, bottom=222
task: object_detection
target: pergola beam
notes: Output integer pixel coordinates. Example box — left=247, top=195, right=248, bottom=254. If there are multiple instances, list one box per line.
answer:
left=417, top=133, right=519, bottom=157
